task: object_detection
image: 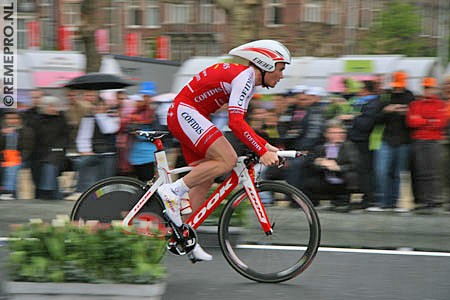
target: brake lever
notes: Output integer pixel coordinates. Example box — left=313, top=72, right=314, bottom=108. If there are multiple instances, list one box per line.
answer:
left=277, top=157, right=287, bottom=168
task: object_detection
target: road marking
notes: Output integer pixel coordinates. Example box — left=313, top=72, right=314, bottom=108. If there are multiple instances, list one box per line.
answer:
left=236, top=245, right=450, bottom=257
left=1, top=236, right=449, bottom=257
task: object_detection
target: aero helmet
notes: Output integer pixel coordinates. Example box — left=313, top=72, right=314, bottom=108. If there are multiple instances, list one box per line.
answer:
left=228, top=40, right=291, bottom=72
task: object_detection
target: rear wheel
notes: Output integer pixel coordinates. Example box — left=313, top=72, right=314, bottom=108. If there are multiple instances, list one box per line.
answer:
left=218, top=180, right=320, bottom=283
left=70, top=176, right=169, bottom=238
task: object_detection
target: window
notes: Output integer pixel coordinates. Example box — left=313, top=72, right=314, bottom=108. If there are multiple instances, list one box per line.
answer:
left=145, top=0, right=160, bottom=27
left=420, top=5, right=438, bottom=37
left=304, top=0, right=323, bottom=23
left=199, top=0, right=214, bottom=24
left=103, top=4, right=122, bottom=50
left=326, top=0, right=340, bottom=25
left=17, top=18, right=28, bottom=49
left=39, top=0, right=57, bottom=50
left=265, top=0, right=284, bottom=26
left=164, top=2, right=193, bottom=24
left=359, top=1, right=382, bottom=29
left=128, top=0, right=143, bottom=27
left=213, top=8, right=226, bottom=24
left=61, top=2, right=81, bottom=27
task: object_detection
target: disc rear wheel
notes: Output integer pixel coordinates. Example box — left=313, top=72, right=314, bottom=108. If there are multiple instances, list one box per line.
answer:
left=71, top=176, right=169, bottom=238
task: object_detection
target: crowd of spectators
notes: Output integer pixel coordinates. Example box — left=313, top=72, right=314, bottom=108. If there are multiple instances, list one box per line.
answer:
left=1, top=71, right=449, bottom=214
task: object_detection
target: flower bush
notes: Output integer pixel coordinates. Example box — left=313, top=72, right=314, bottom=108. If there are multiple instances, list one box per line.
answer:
left=7, top=218, right=167, bottom=284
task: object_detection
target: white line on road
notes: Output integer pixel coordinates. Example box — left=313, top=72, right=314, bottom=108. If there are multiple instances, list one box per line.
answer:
left=1, top=236, right=449, bottom=257
left=236, top=245, right=450, bottom=257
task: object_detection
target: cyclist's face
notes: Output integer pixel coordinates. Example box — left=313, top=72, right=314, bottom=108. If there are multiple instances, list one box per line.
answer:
left=265, top=63, right=286, bottom=88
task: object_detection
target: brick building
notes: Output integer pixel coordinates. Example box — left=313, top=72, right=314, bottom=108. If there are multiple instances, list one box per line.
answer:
left=17, top=0, right=449, bottom=62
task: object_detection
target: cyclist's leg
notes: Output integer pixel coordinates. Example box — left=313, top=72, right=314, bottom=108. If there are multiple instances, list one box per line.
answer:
left=160, top=103, right=237, bottom=224
left=183, top=136, right=237, bottom=201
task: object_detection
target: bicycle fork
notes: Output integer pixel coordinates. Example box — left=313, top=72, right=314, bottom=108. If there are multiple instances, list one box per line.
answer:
left=239, top=167, right=273, bottom=235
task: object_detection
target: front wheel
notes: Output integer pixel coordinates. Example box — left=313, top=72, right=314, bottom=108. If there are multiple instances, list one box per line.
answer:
left=218, top=180, right=321, bottom=283
left=70, top=176, right=169, bottom=237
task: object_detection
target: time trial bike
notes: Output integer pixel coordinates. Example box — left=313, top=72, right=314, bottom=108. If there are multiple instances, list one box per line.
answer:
left=70, top=130, right=320, bottom=283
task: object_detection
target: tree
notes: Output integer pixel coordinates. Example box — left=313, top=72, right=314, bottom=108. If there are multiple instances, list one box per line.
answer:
left=358, top=0, right=426, bottom=56
left=79, top=0, right=101, bottom=73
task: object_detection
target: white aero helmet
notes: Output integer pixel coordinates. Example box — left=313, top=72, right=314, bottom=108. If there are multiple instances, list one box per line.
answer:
left=228, top=40, right=291, bottom=72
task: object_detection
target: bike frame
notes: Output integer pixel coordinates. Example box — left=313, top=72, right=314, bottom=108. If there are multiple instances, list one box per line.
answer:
left=122, top=137, right=273, bottom=234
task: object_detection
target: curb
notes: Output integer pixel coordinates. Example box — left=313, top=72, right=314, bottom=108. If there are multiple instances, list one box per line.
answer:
left=6, top=281, right=166, bottom=300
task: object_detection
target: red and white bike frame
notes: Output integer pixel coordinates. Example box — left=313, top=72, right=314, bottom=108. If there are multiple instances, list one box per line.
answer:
left=122, top=138, right=297, bottom=235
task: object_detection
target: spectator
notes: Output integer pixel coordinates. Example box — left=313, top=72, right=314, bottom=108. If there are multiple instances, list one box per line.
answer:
left=325, top=96, right=355, bottom=130
left=115, top=91, right=135, bottom=176
left=285, top=86, right=326, bottom=192
left=342, top=77, right=362, bottom=100
left=75, top=97, right=120, bottom=194
left=406, top=77, right=448, bottom=213
left=368, top=71, right=415, bottom=212
left=0, top=110, right=33, bottom=200
left=33, top=96, right=70, bottom=200
left=258, top=108, right=286, bottom=185
left=64, top=89, right=91, bottom=152
left=125, top=94, right=161, bottom=182
left=22, top=89, right=43, bottom=197
left=277, top=88, right=304, bottom=137
left=440, top=75, right=450, bottom=211
left=348, top=80, right=384, bottom=209
left=302, top=120, right=359, bottom=211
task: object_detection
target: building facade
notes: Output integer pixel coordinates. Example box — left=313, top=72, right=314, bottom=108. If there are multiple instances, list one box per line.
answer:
left=17, top=0, right=448, bottom=62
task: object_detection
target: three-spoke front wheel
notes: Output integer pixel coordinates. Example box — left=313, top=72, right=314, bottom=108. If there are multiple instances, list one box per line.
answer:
left=218, top=181, right=321, bottom=283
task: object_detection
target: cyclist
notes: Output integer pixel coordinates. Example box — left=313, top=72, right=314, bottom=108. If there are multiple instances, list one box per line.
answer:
left=158, top=40, right=291, bottom=261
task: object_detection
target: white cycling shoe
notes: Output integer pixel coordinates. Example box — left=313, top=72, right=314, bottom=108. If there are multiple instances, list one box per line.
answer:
left=157, top=184, right=183, bottom=227
left=189, top=244, right=213, bottom=262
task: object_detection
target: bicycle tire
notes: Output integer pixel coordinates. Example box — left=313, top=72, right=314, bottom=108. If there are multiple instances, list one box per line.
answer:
left=218, top=180, right=321, bottom=283
left=71, top=176, right=169, bottom=237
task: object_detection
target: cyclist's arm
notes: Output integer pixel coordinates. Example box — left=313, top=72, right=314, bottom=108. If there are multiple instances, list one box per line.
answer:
left=227, top=68, right=268, bottom=157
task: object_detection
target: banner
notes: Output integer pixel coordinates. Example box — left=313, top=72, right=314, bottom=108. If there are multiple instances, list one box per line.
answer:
left=125, top=33, right=140, bottom=56
left=95, top=29, right=109, bottom=54
left=27, top=20, right=39, bottom=49
left=156, top=35, right=170, bottom=60
left=344, top=60, right=373, bottom=73
left=58, top=26, right=72, bottom=51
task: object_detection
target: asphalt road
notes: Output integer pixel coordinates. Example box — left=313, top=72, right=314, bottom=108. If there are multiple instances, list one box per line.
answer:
left=1, top=199, right=450, bottom=300
left=163, top=247, right=450, bottom=300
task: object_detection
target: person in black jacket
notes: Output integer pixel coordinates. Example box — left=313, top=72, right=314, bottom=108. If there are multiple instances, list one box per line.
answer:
left=284, top=87, right=326, bottom=191
left=348, top=80, right=384, bottom=208
left=302, top=120, right=359, bottom=211
left=32, top=96, right=70, bottom=200
left=368, top=71, right=415, bottom=212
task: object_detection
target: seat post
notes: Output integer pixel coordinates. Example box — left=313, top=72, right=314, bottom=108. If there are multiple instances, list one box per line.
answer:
left=154, top=138, right=164, bottom=151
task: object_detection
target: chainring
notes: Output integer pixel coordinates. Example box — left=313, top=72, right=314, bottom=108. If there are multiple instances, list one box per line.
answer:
left=167, top=224, right=198, bottom=256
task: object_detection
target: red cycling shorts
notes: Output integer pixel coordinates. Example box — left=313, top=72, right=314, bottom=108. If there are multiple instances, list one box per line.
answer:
left=167, top=102, right=223, bottom=164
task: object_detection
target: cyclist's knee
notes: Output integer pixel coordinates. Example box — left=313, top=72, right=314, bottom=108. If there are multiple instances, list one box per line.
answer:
left=223, top=152, right=237, bottom=172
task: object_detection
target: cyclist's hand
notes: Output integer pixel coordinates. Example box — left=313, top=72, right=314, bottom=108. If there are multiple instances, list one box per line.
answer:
left=265, top=143, right=279, bottom=152
left=260, top=151, right=279, bottom=167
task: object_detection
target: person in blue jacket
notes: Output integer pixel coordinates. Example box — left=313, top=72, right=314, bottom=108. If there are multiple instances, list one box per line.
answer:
left=126, top=94, right=161, bottom=182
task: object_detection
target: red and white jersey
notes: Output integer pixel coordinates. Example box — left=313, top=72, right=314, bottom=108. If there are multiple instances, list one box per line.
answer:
left=174, top=63, right=268, bottom=156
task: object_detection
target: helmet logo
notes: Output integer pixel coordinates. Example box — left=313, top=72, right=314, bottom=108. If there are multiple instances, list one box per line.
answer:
left=252, top=57, right=274, bottom=71
left=244, top=47, right=286, bottom=71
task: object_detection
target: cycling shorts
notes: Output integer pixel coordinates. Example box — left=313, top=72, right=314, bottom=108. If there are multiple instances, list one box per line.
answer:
left=167, top=102, right=223, bottom=164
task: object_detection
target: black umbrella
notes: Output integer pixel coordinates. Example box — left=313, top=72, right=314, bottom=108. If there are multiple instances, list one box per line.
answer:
left=65, top=73, right=134, bottom=90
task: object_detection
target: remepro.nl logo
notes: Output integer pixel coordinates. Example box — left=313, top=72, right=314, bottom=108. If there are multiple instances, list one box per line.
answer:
left=1, top=1, right=17, bottom=108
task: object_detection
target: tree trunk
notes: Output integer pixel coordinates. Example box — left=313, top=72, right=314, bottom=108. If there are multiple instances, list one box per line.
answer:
left=80, top=0, right=101, bottom=73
